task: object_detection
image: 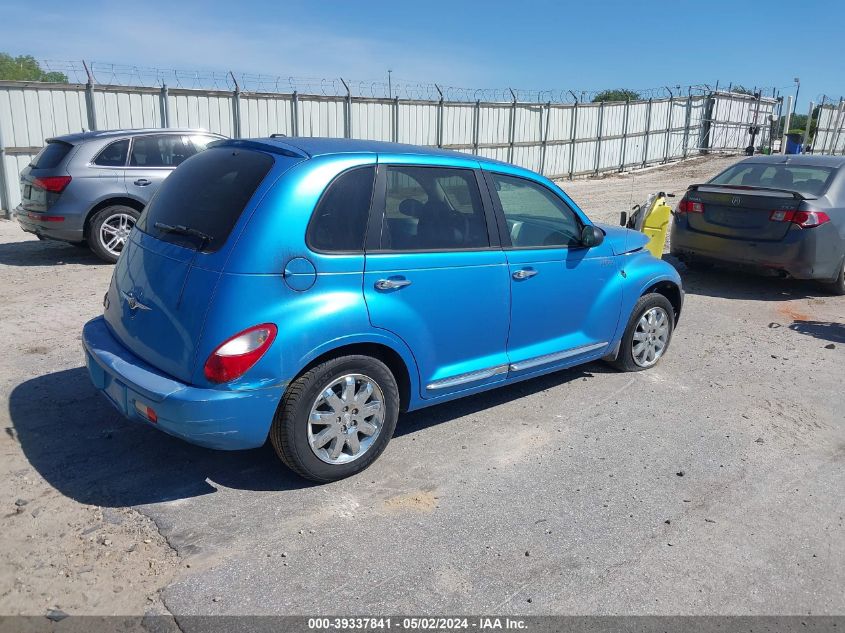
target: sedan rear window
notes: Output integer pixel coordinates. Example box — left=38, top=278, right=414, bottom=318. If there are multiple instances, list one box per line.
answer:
left=31, top=141, right=73, bottom=169
left=136, top=147, right=273, bottom=252
left=710, top=164, right=834, bottom=197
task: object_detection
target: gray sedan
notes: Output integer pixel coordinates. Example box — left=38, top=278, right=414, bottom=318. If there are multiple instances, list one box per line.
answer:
left=670, top=155, right=845, bottom=295
left=15, top=128, right=224, bottom=262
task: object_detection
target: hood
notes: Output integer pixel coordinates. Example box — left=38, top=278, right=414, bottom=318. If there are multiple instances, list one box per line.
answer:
left=595, top=223, right=650, bottom=255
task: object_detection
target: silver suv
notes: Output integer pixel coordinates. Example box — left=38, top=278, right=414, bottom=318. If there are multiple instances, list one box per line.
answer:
left=15, top=129, right=224, bottom=262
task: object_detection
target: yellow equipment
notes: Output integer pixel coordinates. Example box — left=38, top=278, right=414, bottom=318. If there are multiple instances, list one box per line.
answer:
left=621, top=192, right=674, bottom=259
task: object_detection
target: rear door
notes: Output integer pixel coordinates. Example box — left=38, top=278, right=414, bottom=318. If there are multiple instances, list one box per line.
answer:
left=363, top=161, right=511, bottom=396
left=125, top=134, right=197, bottom=205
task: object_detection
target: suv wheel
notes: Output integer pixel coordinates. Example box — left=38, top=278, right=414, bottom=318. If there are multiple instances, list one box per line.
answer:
left=87, top=205, right=139, bottom=263
left=270, top=355, right=400, bottom=482
left=610, top=293, right=675, bottom=372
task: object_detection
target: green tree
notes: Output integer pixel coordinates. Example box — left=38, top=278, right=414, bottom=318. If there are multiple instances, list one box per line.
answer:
left=0, top=53, right=67, bottom=82
left=592, top=89, right=641, bottom=103
left=729, top=85, right=755, bottom=96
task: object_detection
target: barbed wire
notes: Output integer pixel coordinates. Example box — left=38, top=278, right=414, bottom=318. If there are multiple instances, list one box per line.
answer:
left=32, top=60, right=785, bottom=103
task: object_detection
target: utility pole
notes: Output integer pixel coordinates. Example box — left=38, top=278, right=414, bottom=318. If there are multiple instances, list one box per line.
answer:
left=792, top=77, right=800, bottom=117
left=387, top=69, right=393, bottom=99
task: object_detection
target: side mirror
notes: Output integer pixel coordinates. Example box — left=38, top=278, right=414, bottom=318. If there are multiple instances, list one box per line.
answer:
left=581, top=225, right=604, bottom=248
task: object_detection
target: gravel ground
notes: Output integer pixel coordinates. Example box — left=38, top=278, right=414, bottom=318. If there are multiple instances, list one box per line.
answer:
left=1, top=153, right=843, bottom=623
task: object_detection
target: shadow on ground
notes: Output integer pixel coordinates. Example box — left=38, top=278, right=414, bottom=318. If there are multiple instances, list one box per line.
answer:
left=666, top=256, right=835, bottom=302
left=788, top=320, right=845, bottom=344
left=0, top=237, right=103, bottom=267
left=9, top=363, right=601, bottom=507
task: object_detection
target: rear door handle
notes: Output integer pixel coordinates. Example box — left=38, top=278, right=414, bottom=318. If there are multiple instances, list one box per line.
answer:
left=375, top=278, right=412, bottom=291
left=133, top=178, right=151, bottom=186
left=512, top=269, right=538, bottom=280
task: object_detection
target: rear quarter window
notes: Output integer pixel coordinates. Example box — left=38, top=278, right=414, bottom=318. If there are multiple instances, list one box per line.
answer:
left=136, top=147, right=274, bottom=252
left=31, top=141, right=73, bottom=169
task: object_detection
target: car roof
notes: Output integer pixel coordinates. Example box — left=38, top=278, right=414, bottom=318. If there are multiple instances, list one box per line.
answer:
left=738, top=154, right=845, bottom=168
left=49, top=128, right=221, bottom=144
left=242, top=136, right=509, bottom=167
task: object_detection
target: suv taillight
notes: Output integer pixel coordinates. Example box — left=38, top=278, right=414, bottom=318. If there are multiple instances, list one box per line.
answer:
left=203, top=324, right=277, bottom=383
left=677, top=197, right=704, bottom=214
left=769, top=209, right=830, bottom=228
left=32, top=175, right=72, bottom=193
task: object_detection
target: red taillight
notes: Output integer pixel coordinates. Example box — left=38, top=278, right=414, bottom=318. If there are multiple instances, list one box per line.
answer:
left=27, top=212, right=64, bottom=222
left=204, top=324, right=277, bottom=383
left=32, top=176, right=72, bottom=193
left=133, top=401, right=158, bottom=424
left=677, top=197, right=704, bottom=214
left=769, top=209, right=830, bottom=228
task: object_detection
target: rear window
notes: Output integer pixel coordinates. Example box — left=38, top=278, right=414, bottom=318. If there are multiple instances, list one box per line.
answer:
left=136, top=147, right=274, bottom=252
left=710, top=163, right=834, bottom=197
left=31, top=141, right=73, bottom=169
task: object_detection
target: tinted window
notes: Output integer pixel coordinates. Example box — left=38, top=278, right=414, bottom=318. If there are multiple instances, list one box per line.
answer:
left=491, top=173, right=581, bottom=247
left=382, top=166, right=488, bottom=250
left=710, top=163, right=834, bottom=196
left=308, top=166, right=375, bottom=252
left=129, top=135, right=195, bottom=168
left=137, top=147, right=273, bottom=252
left=93, top=139, right=129, bottom=167
left=31, top=141, right=72, bottom=169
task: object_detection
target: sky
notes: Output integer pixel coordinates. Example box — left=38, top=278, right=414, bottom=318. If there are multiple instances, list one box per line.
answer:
left=3, top=0, right=842, bottom=110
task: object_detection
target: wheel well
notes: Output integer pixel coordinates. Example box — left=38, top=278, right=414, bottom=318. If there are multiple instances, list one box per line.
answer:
left=644, top=281, right=682, bottom=322
left=83, top=197, right=145, bottom=238
left=298, top=343, right=413, bottom=412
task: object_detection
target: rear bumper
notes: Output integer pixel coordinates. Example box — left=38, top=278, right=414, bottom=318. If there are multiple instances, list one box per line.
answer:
left=15, top=205, right=85, bottom=242
left=82, top=316, right=284, bottom=450
left=670, top=219, right=842, bottom=281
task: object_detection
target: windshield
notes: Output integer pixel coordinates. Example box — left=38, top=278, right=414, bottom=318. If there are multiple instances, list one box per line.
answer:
left=136, top=147, right=274, bottom=252
left=709, top=163, right=834, bottom=197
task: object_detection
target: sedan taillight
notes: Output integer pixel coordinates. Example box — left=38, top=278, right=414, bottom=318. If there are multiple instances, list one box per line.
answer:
left=677, top=197, right=704, bottom=214
left=204, top=324, right=277, bottom=383
left=769, top=209, right=830, bottom=228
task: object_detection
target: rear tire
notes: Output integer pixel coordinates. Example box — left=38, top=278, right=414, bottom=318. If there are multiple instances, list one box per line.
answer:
left=270, top=355, right=400, bottom=483
left=87, top=205, right=139, bottom=264
left=821, top=258, right=845, bottom=296
left=609, top=293, right=675, bottom=372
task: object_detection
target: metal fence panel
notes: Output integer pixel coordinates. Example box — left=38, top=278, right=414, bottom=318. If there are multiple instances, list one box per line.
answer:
left=0, top=80, right=782, bottom=214
left=815, top=102, right=845, bottom=154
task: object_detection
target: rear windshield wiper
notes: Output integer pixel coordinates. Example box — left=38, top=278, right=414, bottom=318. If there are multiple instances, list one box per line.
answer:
left=153, top=222, right=214, bottom=249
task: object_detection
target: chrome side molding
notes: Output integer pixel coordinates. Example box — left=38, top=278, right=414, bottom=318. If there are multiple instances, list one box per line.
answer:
left=508, top=341, right=608, bottom=372
left=426, top=364, right=509, bottom=391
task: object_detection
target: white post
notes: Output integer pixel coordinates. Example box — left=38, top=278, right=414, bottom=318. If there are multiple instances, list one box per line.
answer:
left=780, top=95, right=793, bottom=154
left=802, top=101, right=814, bottom=152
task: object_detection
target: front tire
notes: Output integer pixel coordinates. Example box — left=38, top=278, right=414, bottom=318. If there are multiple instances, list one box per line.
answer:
left=87, top=205, right=139, bottom=264
left=610, top=293, right=675, bottom=372
left=270, top=355, right=400, bottom=483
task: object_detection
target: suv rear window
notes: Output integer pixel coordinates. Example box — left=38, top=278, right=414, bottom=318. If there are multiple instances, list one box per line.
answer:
left=31, top=141, right=73, bottom=169
left=136, top=147, right=273, bottom=252
left=710, top=163, right=834, bottom=197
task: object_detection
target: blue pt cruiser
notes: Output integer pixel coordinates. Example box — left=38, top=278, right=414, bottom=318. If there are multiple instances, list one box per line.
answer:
left=83, top=138, right=683, bottom=482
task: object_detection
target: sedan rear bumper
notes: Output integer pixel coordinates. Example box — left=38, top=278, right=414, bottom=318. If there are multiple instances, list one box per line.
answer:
left=670, top=219, right=842, bottom=281
left=82, top=316, right=284, bottom=450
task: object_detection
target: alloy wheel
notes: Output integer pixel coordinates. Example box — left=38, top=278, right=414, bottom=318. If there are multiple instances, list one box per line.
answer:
left=99, top=212, right=136, bottom=258
left=307, top=374, right=385, bottom=465
left=632, top=306, right=670, bottom=368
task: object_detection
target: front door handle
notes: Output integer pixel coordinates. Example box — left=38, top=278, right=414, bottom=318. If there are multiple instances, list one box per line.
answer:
left=133, top=178, right=151, bottom=186
left=375, top=278, right=412, bottom=291
left=512, top=268, right=538, bottom=280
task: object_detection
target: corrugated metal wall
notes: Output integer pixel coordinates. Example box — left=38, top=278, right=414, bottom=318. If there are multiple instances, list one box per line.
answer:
left=0, top=81, right=779, bottom=214
left=815, top=101, right=845, bottom=155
